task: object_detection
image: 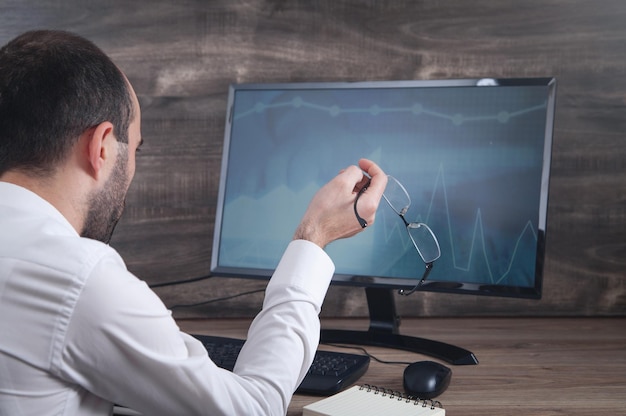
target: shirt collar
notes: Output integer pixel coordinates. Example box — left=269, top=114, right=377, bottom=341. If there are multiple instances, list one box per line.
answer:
left=0, top=181, right=79, bottom=237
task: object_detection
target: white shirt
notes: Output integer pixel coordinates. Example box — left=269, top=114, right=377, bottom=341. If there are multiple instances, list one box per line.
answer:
left=0, top=182, right=335, bottom=416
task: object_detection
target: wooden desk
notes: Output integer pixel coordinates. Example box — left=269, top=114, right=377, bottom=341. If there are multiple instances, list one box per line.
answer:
left=179, top=317, right=626, bottom=415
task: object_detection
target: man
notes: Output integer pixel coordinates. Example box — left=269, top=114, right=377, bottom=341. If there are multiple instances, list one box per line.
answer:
left=0, top=30, right=387, bottom=415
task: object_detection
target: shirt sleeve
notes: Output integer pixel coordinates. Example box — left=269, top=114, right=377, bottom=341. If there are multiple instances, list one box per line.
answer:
left=57, top=239, right=334, bottom=416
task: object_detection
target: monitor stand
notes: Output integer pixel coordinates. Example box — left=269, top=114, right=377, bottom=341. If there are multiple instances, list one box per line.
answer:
left=320, top=287, right=479, bottom=365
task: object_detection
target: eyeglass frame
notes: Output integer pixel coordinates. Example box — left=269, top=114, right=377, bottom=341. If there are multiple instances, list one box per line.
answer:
left=353, top=176, right=441, bottom=296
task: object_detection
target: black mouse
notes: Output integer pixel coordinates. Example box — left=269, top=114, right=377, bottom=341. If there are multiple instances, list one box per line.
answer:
left=403, top=360, right=452, bottom=399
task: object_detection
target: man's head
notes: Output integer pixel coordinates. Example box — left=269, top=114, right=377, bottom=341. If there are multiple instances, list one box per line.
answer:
left=0, top=30, right=142, bottom=243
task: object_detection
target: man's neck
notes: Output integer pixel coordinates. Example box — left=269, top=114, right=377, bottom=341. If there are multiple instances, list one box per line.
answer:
left=1, top=170, right=86, bottom=235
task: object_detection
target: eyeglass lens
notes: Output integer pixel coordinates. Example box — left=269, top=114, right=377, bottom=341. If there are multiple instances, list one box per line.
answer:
left=382, top=176, right=411, bottom=216
left=383, top=176, right=441, bottom=263
left=407, top=223, right=440, bottom=263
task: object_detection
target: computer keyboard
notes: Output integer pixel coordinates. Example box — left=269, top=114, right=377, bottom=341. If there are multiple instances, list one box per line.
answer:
left=192, top=334, right=370, bottom=395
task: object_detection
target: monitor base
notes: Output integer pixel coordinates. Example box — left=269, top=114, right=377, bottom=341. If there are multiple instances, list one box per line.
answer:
left=320, top=287, right=478, bottom=365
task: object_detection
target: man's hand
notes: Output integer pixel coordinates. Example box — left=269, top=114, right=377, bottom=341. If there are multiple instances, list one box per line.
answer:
left=293, top=158, right=387, bottom=249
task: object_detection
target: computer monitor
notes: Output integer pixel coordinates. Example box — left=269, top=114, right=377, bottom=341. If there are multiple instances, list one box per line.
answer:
left=211, top=77, right=557, bottom=365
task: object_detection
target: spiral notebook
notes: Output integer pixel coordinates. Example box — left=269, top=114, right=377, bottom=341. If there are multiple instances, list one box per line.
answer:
left=302, top=385, right=445, bottom=416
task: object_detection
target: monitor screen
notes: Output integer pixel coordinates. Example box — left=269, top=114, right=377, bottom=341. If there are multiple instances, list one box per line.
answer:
left=212, top=77, right=556, bottom=300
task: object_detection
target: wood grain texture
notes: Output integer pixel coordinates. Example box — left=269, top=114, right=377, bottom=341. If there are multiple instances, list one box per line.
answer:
left=1, top=0, right=625, bottom=317
left=181, top=317, right=626, bottom=415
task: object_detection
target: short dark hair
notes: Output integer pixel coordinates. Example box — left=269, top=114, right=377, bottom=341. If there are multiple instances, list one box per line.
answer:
left=0, top=30, right=134, bottom=177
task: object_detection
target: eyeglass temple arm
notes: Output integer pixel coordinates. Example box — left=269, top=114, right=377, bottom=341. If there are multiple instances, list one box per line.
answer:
left=421, top=261, right=434, bottom=283
left=354, top=179, right=371, bottom=228
left=398, top=262, right=434, bottom=296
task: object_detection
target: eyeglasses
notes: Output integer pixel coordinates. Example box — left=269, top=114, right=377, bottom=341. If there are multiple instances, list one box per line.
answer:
left=354, top=175, right=441, bottom=296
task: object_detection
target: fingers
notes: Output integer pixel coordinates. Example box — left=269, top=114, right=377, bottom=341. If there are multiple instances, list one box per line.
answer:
left=358, top=158, right=387, bottom=199
left=352, top=159, right=387, bottom=229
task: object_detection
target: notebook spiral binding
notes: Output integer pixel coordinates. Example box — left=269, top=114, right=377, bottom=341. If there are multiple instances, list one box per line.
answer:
left=359, top=384, right=443, bottom=410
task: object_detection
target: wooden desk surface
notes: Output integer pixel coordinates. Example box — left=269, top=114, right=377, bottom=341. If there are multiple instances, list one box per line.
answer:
left=179, top=317, right=626, bottom=415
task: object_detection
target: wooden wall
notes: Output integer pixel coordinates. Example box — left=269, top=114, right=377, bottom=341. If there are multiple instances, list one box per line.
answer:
left=2, top=0, right=625, bottom=319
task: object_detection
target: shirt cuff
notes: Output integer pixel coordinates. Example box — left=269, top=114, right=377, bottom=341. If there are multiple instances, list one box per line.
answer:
left=266, top=239, right=335, bottom=308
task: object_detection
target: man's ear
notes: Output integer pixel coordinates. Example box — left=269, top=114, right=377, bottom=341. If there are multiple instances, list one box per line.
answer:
left=86, top=121, right=115, bottom=179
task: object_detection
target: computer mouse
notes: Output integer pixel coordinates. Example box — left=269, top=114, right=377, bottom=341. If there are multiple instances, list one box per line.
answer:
left=403, top=360, right=452, bottom=399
